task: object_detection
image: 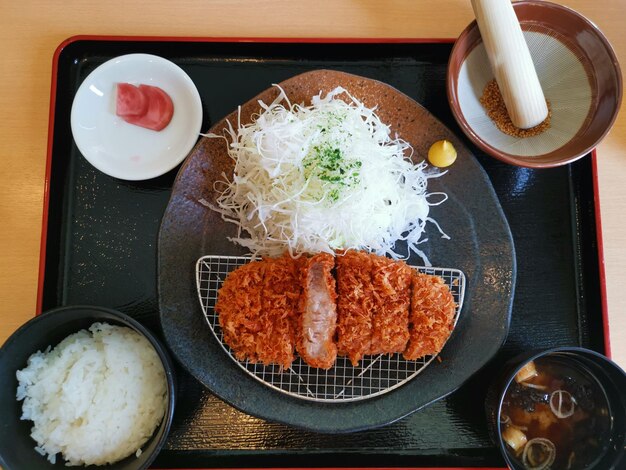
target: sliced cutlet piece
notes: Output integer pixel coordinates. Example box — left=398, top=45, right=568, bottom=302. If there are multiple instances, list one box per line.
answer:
left=336, top=250, right=375, bottom=366
left=403, top=271, right=456, bottom=360
left=215, top=260, right=266, bottom=364
left=259, top=254, right=303, bottom=368
left=297, top=253, right=338, bottom=369
left=368, top=254, right=412, bottom=354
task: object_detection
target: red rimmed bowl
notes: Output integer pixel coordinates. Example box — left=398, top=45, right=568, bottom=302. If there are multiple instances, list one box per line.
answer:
left=447, top=0, right=622, bottom=168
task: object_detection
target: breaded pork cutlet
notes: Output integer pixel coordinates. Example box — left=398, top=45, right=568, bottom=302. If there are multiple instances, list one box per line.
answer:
left=297, top=253, right=337, bottom=369
left=260, top=254, right=304, bottom=368
left=216, top=251, right=457, bottom=369
left=369, top=254, right=412, bottom=354
left=403, top=271, right=456, bottom=360
left=335, top=251, right=375, bottom=366
left=215, top=254, right=302, bottom=369
left=215, top=260, right=265, bottom=364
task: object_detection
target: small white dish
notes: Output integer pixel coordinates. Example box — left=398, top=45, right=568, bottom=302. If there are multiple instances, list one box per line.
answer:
left=71, top=53, right=203, bottom=180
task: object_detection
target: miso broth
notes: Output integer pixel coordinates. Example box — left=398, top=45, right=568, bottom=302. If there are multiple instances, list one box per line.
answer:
left=500, top=356, right=612, bottom=469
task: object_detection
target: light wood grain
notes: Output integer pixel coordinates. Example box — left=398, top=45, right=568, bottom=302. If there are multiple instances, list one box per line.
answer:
left=1, top=0, right=624, bottom=371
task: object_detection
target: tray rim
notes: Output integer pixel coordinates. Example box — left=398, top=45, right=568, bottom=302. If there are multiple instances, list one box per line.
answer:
left=35, top=34, right=611, bottom=469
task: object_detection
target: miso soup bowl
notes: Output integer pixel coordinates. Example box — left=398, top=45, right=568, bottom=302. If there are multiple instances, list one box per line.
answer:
left=485, top=347, right=626, bottom=469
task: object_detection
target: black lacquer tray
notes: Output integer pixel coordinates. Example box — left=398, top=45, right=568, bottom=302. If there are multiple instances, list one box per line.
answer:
left=40, top=37, right=608, bottom=468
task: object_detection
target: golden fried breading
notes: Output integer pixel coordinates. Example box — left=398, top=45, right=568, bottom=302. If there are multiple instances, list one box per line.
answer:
left=335, top=251, right=374, bottom=366
left=297, top=253, right=337, bottom=369
left=369, top=254, right=412, bottom=354
left=215, top=254, right=302, bottom=369
left=215, top=260, right=265, bottom=364
left=216, top=251, right=457, bottom=369
left=260, top=254, right=303, bottom=368
left=403, top=271, right=456, bottom=360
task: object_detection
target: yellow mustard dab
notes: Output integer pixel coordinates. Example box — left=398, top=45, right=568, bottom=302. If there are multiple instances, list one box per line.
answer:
left=428, top=140, right=457, bottom=168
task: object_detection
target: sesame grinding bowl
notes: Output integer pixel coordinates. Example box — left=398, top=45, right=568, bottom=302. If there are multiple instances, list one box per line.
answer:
left=447, top=0, right=622, bottom=168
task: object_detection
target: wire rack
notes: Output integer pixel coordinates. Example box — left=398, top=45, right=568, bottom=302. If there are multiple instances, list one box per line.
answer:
left=196, top=255, right=466, bottom=403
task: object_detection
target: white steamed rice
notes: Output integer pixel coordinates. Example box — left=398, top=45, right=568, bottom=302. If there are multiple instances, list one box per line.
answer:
left=16, top=322, right=167, bottom=466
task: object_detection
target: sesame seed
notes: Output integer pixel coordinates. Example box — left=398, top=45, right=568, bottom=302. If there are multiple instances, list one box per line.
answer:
left=480, top=79, right=551, bottom=138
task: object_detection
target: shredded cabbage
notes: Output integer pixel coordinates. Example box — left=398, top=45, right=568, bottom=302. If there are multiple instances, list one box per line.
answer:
left=204, top=86, right=448, bottom=263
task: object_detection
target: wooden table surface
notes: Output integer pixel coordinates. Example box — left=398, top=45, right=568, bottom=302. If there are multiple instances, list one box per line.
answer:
left=1, top=0, right=624, bottom=370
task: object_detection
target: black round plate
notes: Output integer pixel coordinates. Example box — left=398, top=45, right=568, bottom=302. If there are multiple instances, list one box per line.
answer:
left=157, top=70, right=516, bottom=433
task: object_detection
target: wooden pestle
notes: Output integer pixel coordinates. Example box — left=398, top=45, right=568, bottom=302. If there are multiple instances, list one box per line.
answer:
left=471, top=0, right=548, bottom=129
